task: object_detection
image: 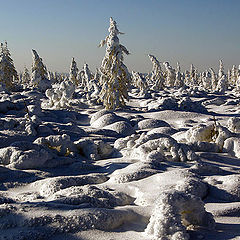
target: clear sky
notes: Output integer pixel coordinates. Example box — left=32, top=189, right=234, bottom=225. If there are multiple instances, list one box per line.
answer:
left=1, top=0, right=240, bottom=73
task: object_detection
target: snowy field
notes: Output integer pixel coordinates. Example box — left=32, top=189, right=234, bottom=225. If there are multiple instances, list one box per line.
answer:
left=1, top=86, right=240, bottom=240
left=1, top=17, right=240, bottom=240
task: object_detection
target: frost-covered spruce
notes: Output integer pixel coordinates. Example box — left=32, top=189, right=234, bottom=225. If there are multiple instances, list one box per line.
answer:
left=175, top=62, right=184, bottom=87
left=98, top=17, right=131, bottom=110
left=0, top=42, right=19, bottom=90
left=31, top=49, right=50, bottom=91
left=202, top=71, right=211, bottom=91
left=209, top=67, right=217, bottom=91
left=163, top=61, right=175, bottom=87
left=189, top=64, right=198, bottom=86
left=82, top=63, right=93, bottom=91
left=22, top=66, right=31, bottom=85
left=218, top=59, right=225, bottom=79
left=148, top=54, right=164, bottom=90
left=132, top=71, right=149, bottom=96
left=69, top=57, right=79, bottom=85
left=231, top=65, right=238, bottom=87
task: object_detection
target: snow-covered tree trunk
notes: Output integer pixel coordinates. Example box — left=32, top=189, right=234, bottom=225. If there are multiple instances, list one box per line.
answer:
left=98, top=17, right=131, bottom=110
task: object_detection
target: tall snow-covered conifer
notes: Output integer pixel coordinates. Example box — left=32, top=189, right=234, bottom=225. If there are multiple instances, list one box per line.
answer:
left=22, top=66, right=31, bottom=84
left=98, top=17, right=131, bottom=110
left=0, top=42, right=19, bottom=90
left=31, top=49, right=49, bottom=90
left=69, top=57, right=79, bottom=85
left=148, top=54, right=164, bottom=90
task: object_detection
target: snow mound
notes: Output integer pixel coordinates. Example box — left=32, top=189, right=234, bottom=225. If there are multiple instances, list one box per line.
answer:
left=145, top=190, right=215, bottom=240
left=228, top=117, right=240, bottom=133
left=109, top=161, right=157, bottom=183
left=135, top=118, right=170, bottom=130
left=91, top=112, right=126, bottom=128
left=115, top=132, right=198, bottom=162
left=0, top=142, right=53, bottom=169
left=224, top=137, right=240, bottom=158
left=147, top=126, right=178, bottom=136
left=74, top=139, right=113, bottom=161
left=186, top=123, right=232, bottom=150
left=31, top=173, right=109, bottom=197
left=205, top=174, right=240, bottom=201
left=190, top=161, right=226, bottom=175
left=90, top=109, right=112, bottom=125
left=48, top=185, right=134, bottom=208
left=0, top=204, right=137, bottom=236
left=34, top=134, right=76, bottom=156
left=103, top=121, right=135, bottom=137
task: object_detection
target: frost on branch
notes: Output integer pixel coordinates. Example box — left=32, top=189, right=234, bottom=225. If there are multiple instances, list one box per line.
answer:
left=148, top=54, right=164, bottom=90
left=98, top=17, right=131, bottom=110
left=145, top=190, right=215, bottom=240
left=31, top=49, right=51, bottom=92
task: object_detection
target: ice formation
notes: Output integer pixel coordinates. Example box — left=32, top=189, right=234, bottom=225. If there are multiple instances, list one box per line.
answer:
left=98, top=17, right=131, bottom=110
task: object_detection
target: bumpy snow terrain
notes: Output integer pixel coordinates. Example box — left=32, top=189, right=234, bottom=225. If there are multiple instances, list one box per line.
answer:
left=0, top=86, right=240, bottom=240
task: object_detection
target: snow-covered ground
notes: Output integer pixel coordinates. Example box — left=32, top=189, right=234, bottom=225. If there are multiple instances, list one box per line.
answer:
left=0, top=86, right=240, bottom=240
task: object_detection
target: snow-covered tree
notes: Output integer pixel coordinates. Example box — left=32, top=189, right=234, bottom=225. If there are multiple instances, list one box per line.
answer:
left=22, top=66, right=31, bottom=85
left=216, top=60, right=227, bottom=93
left=69, top=57, right=79, bottom=85
left=218, top=59, right=225, bottom=79
left=175, top=62, right=184, bottom=87
left=45, top=80, right=75, bottom=109
left=98, top=17, right=131, bottom=110
left=82, top=63, right=92, bottom=91
left=231, top=65, right=238, bottom=86
left=202, top=70, right=212, bottom=90
left=209, top=67, right=217, bottom=91
left=189, top=64, right=198, bottom=86
left=31, top=49, right=50, bottom=91
left=0, top=42, right=19, bottom=90
left=163, top=61, right=175, bottom=87
left=132, top=71, right=149, bottom=96
left=148, top=54, right=164, bottom=90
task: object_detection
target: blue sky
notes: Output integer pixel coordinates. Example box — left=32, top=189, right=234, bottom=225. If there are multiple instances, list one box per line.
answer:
left=0, top=0, right=240, bottom=73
